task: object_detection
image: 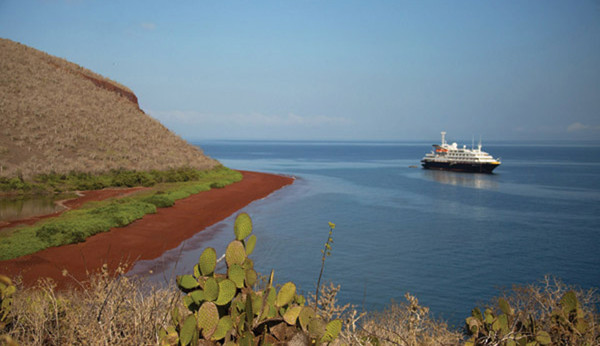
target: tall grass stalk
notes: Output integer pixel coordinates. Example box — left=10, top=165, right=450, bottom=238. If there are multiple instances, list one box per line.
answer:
left=314, top=221, right=335, bottom=311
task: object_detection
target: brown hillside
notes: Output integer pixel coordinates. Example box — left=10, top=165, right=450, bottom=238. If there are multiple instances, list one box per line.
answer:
left=0, top=38, right=217, bottom=179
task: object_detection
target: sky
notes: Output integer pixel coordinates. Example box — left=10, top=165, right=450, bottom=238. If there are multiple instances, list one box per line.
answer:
left=1, top=1, right=599, bottom=141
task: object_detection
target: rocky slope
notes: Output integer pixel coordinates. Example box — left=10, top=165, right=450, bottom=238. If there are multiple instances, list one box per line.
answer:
left=0, top=38, right=217, bottom=179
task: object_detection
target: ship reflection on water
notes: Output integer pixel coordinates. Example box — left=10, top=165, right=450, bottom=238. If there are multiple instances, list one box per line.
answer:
left=422, top=170, right=499, bottom=190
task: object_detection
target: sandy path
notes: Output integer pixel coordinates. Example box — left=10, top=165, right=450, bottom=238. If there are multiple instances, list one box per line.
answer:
left=0, top=171, right=293, bottom=289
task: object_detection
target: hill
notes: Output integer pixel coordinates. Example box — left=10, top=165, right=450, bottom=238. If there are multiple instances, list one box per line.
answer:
left=0, top=38, right=217, bottom=179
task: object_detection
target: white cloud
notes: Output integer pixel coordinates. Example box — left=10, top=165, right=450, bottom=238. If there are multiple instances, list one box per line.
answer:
left=567, top=122, right=600, bottom=133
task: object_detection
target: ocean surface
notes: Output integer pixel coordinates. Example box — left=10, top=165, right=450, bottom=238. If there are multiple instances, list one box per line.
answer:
left=130, top=140, right=600, bottom=327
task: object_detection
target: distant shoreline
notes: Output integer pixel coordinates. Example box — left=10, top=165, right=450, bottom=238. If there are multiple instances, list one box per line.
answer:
left=0, top=170, right=294, bottom=289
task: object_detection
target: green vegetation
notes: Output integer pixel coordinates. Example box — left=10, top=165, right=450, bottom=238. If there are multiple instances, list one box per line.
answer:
left=162, top=213, right=342, bottom=345
left=0, top=166, right=233, bottom=195
left=465, top=277, right=599, bottom=345
left=0, top=167, right=242, bottom=260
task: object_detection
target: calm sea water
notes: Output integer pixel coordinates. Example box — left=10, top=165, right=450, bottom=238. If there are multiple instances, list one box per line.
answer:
left=130, top=140, right=600, bottom=326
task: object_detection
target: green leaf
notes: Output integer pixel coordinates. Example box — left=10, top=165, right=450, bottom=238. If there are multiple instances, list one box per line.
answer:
left=177, top=275, right=199, bottom=290
left=535, top=330, right=551, bottom=345
left=199, top=247, right=217, bottom=276
left=204, top=277, right=219, bottom=302
left=228, top=264, right=245, bottom=288
left=560, top=290, right=578, bottom=314
left=197, top=302, right=219, bottom=339
left=225, top=240, right=246, bottom=267
left=299, top=306, right=315, bottom=331
left=472, top=307, right=483, bottom=321
left=215, top=279, right=237, bottom=305
left=498, top=314, right=509, bottom=334
left=245, top=268, right=257, bottom=287
left=308, top=317, right=326, bottom=340
left=189, top=290, right=205, bottom=305
left=283, top=305, right=302, bottom=325
left=211, top=316, right=233, bottom=341
left=484, top=308, right=494, bottom=324
left=321, top=319, right=342, bottom=342
left=276, top=282, right=296, bottom=307
left=245, top=234, right=257, bottom=255
left=498, top=297, right=512, bottom=316
left=180, top=314, right=197, bottom=346
left=234, top=212, right=253, bottom=240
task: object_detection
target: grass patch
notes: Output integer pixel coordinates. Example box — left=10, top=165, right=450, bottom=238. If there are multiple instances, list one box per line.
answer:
left=0, top=167, right=242, bottom=260
left=0, top=166, right=236, bottom=195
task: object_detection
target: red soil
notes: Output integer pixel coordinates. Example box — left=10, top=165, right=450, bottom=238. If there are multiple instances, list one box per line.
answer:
left=0, top=171, right=293, bottom=289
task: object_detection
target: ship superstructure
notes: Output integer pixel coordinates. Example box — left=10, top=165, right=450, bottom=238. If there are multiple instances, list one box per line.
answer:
left=421, top=132, right=501, bottom=173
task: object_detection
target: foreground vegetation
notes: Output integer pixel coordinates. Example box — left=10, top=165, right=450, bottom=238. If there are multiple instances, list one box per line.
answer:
left=0, top=167, right=242, bottom=260
left=1, top=215, right=598, bottom=345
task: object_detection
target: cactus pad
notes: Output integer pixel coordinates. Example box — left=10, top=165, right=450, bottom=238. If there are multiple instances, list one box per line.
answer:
left=234, top=212, right=253, bottom=240
left=180, top=314, right=197, bottom=346
left=204, top=277, right=219, bottom=302
left=199, top=247, right=217, bottom=276
left=242, top=258, right=254, bottom=270
left=190, top=289, right=205, bottom=305
left=498, top=297, right=512, bottom=316
left=536, top=331, right=551, bottom=345
left=245, top=269, right=258, bottom=287
left=308, top=317, right=326, bottom=340
left=215, top=279, right=237, bottom=305
left=283, top=305, right=302, bottom=325
left=177, top=275, right=199, bottom=290
left=212, top=316, right=233, bottom=341
left=228, top=264, right=245, bottom=288
left=197, top=302, right=219, bottom=339
left=299, top=306, right=316, bottom=331
left=276, top=282, right=296, bottom=307
left=560, top=290, right=578, bottom=313
left=321, top=319, right=342, bottom=343
left=244, top=235, right=257, bottom=255
left=225, top=240, right=247, bottom=267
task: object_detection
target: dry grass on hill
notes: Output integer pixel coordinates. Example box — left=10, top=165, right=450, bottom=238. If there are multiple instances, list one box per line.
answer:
left=0, top=38, right=217, bottom=179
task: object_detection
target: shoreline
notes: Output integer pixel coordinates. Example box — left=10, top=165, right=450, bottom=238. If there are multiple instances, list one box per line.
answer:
left=0, top=170, right=294, bottom=289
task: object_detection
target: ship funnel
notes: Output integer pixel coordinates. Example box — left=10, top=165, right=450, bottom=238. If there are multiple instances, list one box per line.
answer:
left=441, top=131, right=446, bottom=145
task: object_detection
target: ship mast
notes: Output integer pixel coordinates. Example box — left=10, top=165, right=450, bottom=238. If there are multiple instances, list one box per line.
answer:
left=441, top=131, right=446, bottom=146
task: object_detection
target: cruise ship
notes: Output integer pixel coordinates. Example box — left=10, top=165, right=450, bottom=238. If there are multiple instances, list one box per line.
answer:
left=421, top=132, right=501, bottom=173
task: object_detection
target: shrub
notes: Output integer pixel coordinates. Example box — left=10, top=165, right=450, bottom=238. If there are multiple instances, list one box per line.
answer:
left=5, top=264, right=179, bottom=345
left=465, top=276, right=600, bottom=345
left=142, top=193, right=174, bottom=208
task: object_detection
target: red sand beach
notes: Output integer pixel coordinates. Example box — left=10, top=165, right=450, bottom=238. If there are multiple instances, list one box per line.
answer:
left=0, top=171, right=293, bottom=289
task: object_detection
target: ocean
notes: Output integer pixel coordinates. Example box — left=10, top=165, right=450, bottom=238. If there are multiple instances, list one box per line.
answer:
left=130, top=140, right=600, bottom=327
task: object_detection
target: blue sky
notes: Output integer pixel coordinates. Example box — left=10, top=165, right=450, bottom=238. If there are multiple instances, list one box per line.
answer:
left=1, top=1, right=599, bottom=141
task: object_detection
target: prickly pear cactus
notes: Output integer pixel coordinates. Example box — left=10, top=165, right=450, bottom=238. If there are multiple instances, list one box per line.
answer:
left=161, top=213, right=342, bottom=345
left=0, top=275, right=15, bottom=331
left=465, top=290, right=596, bottom=346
